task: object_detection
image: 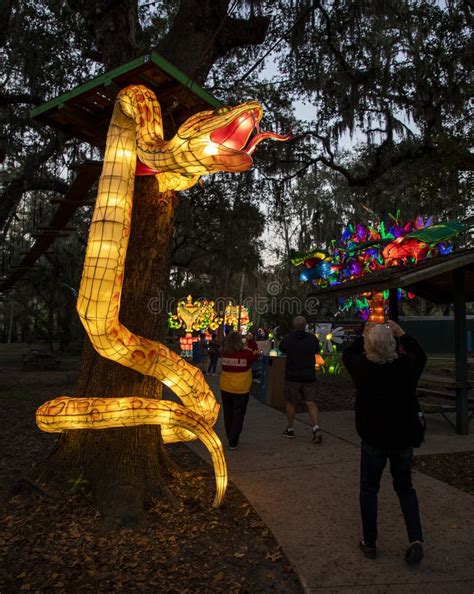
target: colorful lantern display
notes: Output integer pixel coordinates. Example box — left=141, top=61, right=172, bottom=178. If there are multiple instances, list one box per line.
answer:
left=224, top=303, right=252, bottom=334
left=168, top=295, right=222, bottom=333
left=293, top=212, right=468, bottom=320
left=313, top=323, right=343, bottom=375
left=315, top=353, right=325, bottom=370
left=196, top=300, right=222, bottom=332
left=36, top=84, right=291, bottom=507
left=168, top=295, right=222, bottom=356
left=178, top=334, right=196, bottom=357
left=168, top=295, right=204, bottom=332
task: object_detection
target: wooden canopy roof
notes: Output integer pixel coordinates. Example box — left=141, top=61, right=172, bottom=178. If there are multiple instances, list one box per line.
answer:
left=309, top=249, right=474, bottom=304
left=31, top=52, right=222, bottom=146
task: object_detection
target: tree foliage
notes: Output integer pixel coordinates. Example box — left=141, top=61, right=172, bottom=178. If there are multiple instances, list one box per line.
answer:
left=275, top=0, right=473, bottom=185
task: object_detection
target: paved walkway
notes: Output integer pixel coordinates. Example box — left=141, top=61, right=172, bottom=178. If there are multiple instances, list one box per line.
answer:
left=188, top=377, right=474, bottom=594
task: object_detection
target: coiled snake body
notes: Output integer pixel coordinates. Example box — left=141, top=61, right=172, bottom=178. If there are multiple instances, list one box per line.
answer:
left=36, top=85, right=290, bottom=506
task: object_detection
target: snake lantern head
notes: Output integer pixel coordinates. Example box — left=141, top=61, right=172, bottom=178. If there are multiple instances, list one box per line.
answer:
left=171, top=101, right=291, bottom=175
left=121, top=86, right=292, bottom=191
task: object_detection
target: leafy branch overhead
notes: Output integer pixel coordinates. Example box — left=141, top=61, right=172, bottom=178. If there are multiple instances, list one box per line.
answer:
left=277, top=0, right=472, bottom=183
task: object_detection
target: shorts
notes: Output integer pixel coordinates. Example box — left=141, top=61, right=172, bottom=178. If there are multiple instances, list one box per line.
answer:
left=284, top=381, right=317, bottom=404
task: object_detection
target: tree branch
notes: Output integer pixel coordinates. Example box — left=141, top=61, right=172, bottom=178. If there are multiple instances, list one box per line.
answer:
left=0, top=92, right=43, bottom=106
left=28, top=175, right=70, bottom=195
left=0, top=0, right=14, bottom=47
left=67, top=0, right=140, bottom=69
left=216, top=15, right=269, bottom=57
left=81, top=48, right=103, bottom=63
left=157, top=0, right=270, bottom=84
left=0, top=132, right=66, bottom=235
left=314, top=1, right=356, bottom=82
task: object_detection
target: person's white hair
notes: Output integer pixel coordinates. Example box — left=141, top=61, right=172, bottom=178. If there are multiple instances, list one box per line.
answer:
left=364, top=324, right=398, bottom=364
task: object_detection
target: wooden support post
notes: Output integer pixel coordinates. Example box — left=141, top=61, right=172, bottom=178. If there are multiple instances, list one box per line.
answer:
left=388, top=288, right=399, bottom=323
left=454, top=267, right=469, bottom=435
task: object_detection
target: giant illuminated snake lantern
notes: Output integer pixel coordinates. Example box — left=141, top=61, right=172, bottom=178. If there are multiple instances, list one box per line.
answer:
left=35, top=85, right=290, bottom=507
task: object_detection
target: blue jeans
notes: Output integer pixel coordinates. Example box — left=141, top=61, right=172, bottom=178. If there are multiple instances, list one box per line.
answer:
left=360, top=442, right=423, bottom=547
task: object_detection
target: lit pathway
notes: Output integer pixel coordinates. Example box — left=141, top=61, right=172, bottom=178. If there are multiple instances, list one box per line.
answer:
left=188, top=376, right=474, bottom=593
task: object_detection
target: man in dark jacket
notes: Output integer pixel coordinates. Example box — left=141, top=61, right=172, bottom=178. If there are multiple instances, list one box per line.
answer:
left=279, top=316, right=322, bottom=443
left=342, top=319, right=427, bottom=565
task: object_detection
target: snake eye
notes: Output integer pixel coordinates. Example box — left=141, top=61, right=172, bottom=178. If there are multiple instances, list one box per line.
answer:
left=215, top=106, right=231, bottom=115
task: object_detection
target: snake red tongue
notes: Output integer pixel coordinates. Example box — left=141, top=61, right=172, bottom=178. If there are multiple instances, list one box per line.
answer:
left=244, top=130, right=293, bottom=154
left=210, top=111, right=292, bottom=153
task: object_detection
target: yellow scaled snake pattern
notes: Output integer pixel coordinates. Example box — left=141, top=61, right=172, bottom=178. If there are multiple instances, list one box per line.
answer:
left=36, top=85, right=290, bottom=507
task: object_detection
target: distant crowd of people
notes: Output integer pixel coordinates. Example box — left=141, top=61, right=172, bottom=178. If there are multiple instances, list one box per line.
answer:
left=188, top=315, right=427, bottom=566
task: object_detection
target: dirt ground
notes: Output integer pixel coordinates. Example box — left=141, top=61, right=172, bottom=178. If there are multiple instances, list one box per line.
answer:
left=413, top=451, right=474, bottom=496
left=314, top=374, right=356, bottom=411
left=0, top=351, right=302, bottom=593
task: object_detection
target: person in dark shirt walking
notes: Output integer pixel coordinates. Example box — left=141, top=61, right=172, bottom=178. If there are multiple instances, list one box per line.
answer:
left=342, top=319, right=427, bottom=565
left=279, top=316, right=322, bottom=443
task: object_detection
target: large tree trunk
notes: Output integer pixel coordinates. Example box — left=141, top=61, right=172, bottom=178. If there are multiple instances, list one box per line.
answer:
left=47, top=178, right=179, bottom=525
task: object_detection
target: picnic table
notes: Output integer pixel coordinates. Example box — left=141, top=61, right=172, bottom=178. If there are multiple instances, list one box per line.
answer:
left=22, top=349, right=60, bottom=371
left=417, top=372, right=473, bottom=428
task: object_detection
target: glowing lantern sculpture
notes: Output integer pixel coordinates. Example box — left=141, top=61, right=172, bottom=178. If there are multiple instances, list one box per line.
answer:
left=196, top=300, right=223, bottom=332
left=367, top=292, right=386, bottom=323
left=168, top=296, right=202, bottom=357
left=224, top=303, right=251, bottom=334
left=168, top=295, right=222, bottom=357
left=315, top=323, right=345, bottom=352
left=36, top=84, right=291, bottom=507
left=314, top=323, right=344, bottom=375
left=293, top=211, right=468, bottom=320
left=315, top=353, right=325, bottom=370
left=168, top=295, right=204, bottom=332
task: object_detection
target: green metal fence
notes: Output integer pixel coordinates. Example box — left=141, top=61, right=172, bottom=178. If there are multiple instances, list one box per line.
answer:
left=399, top=317, right=474, bottom=354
